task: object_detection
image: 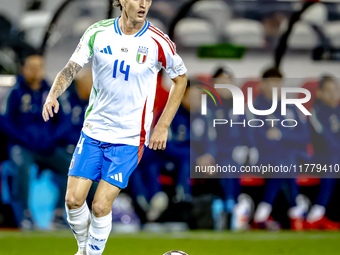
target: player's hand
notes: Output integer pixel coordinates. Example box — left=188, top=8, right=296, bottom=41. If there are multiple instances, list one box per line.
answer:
left=42, top=95, right=59, bottom=122
left=196, top=153, right=215, bottom=167
left=148, top=124, right=168, bottom=150
left=266, top=127, right=282, bottom=141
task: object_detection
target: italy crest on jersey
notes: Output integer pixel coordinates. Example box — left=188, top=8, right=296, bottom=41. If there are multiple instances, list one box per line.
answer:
left=137, top=46, right=148, bottom=64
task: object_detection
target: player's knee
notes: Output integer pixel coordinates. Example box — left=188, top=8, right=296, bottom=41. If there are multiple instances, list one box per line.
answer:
left=92, top=200, right=110, bottom=217
left=65, top=193, right=85, bottom=210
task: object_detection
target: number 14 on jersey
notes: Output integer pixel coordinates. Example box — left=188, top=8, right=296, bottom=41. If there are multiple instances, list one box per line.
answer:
left=113, top=59, right=130, bottom=81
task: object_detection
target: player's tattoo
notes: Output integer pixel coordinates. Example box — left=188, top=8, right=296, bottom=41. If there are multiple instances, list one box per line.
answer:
left=49, top=61, right=82, bottom=99
left=70, top=175, right=91, bottom=181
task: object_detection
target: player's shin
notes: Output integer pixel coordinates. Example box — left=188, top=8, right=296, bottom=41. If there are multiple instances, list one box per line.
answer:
left=87, top=212, right=112, bottom=255
left=66, top=202, right=91, bottom=251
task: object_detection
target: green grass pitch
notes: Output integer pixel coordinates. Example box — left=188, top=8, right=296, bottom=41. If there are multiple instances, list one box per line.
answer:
left=0, top=230, right=339, bottom=255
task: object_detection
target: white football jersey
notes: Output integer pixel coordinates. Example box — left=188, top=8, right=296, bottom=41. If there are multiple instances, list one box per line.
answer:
left=70, top=17, right=187, bottom=146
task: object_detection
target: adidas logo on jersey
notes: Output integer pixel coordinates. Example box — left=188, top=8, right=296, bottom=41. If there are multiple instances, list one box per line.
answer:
left=110, top=173, right=123, bottom=183
left=100, top=45, right=112, bottom=55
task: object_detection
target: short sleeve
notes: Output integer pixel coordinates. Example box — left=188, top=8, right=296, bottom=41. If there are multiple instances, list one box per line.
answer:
left=70, top=26, right=95, bottom=67
left=165, top=51, right=187, bottom=79
left=152, top=32, right=187, bottom=79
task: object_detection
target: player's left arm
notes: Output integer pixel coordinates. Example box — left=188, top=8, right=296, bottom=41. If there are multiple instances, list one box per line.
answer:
left=149, top=73, right=187, bottom=150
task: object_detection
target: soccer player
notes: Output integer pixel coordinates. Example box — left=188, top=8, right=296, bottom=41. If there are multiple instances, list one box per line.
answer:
left=247, top=68, right=310, bottom=231
left=307, top=76, right=340, bottom=230
left=209, top=66, right=251, bottom=231
left=42, top=0, right=187, bottom=254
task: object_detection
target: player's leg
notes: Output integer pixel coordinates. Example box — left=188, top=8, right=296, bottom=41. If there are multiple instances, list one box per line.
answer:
left=144, top=150, right=167, bottom=221
left=86, top=143, right=144, bottom=254
left=307, top=178, right=339, bottom=230
left=129, top=148, right=161, bottom=212
left=254, top=178, right=282, bottom=223
left=175, top=155, right=191, bottom=202
left=65, top=176, right=93, bottom=255
left=65, top=131, right=103, bottom=254
left=8, top=145, right=35, bottom=229
left=35, top=146, right=72, bottom=228
left=284, top=178, right=305, bottom=230
left=87, top=180, right=121, bottom=255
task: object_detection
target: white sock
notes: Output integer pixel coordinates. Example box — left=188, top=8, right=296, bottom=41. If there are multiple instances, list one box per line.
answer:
left=66, top=202, right=91, bottom=250
left=254, top=202, right=272, bottom=223
left=288, top=205, right=304, bottom=219
left=288, top=194, right=310, bottom=219
left=87, top=213, right=112, bottom=255
left=307, top=204, right=326, bottom=223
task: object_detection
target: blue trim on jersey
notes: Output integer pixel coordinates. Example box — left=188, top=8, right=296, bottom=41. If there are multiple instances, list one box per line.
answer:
left=114, top=18, right=118, bottom=34
left=114, top=17, right=122, bottom=35
left=113, top=17, right=149, bottom=37
left=135, top=20, right=150, bottom=37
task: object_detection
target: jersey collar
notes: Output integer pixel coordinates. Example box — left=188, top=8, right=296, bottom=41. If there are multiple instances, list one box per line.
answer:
left=134, top=20, right=150, bottom=37
left=114, top=17, right=122, bottom=35
left=113, top=16, right=149, bottom=37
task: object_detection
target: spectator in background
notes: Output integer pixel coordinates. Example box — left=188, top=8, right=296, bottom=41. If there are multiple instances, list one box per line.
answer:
left=167, top=80, right=193, bottom=204
left=248, top=68, right=310, bottom=231
left=130, top=80, right=196, bottom=222
left=306, top=76, right=340, bottom=230
left=208, top=66, right=250, bottom=231
left=130, top=80, right=212, bottom=222
left=3, top=54, right=71, bottom=230
left=129, top=143, right=168, bottom=222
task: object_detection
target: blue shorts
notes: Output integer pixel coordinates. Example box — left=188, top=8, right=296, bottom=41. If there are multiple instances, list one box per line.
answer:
left=68, top=131, right=144, bottom=189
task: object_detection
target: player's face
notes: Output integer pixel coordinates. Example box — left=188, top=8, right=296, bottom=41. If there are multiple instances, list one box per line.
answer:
left=22, top=55, right=45, bottom=85
left=122, top=0, right=152, bottom=24
left=318, top=80, right=340, bottom=108
left=260, top=78, right=282, bottom=101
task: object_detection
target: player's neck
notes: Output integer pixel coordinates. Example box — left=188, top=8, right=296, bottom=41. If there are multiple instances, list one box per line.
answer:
left=119, top=13, right=145, bottom=35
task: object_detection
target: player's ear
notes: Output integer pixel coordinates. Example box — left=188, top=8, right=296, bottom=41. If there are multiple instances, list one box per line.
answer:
left=120, top=0, right=126, bottom=8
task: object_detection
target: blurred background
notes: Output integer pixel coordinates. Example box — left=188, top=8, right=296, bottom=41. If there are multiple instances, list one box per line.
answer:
left=1, top=0, right=340, bottom=238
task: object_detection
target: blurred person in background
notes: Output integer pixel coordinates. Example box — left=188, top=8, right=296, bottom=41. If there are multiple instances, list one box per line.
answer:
left=130, top=80, right=198, bottom=222
left=167, top=80, right=196, bottom=204
left=2, top=54, right=72, bottom=230
left=306, top=76, right=340, bottom=230
left=208, top=66, right=251, bottom=232
left=248, top=68, right=310, bottom=231
left=192, top=82, right=216, bottom=177
left=129, top=145, right=168, bottom=222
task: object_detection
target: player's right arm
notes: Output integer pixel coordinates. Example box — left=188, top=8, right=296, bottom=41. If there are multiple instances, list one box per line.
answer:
left=42, top=61, right=82, bottom=122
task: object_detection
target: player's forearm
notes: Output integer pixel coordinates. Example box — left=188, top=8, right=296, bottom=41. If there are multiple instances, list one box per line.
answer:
left=156, top=73, right=187, bottom=129
left=48, top=61, right=82, bottom=99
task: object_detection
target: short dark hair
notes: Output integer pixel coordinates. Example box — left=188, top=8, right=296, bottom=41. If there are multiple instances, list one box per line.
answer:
left=262, top=67, right=282, bottom=79
left=319, top=75, right=336, bottom=90
left=212, top=66, right=234, bottom=79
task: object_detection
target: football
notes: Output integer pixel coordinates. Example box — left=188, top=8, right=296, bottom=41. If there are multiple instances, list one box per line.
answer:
left=163, top=251, right=188, bottom=255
